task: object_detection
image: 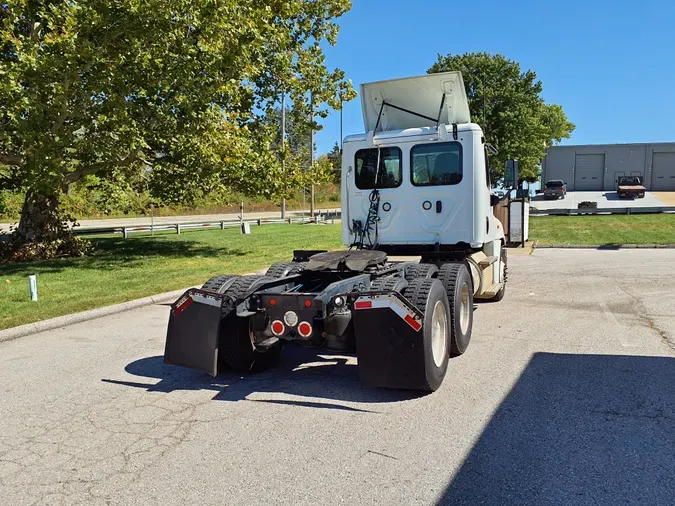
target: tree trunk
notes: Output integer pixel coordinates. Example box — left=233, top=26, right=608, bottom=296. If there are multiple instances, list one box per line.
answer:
left=2, top=189, right=89, bottom=262
left=16, top=189, right=66, bottom=243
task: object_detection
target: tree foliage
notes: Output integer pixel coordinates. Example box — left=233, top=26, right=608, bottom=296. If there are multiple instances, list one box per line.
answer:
left=0, top=0, right=354, bottom=259
left=428, top=53, right=575, bottom=182
left=325, top=141, right=341, bottom=182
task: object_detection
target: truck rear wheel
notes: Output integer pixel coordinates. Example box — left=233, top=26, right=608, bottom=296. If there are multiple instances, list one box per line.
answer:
left=370, top=276, right=408, bottom=292
left=438, top=263, right=473, bottom=356
left=405, top=263, right=438, bottom=282
left=402, top=278, right=450, bottom=391
left=219, top=275, right=282, bottom=373
left=265, top=261, right=305, bottom=278
left=202, top=275, right=238, bottom=293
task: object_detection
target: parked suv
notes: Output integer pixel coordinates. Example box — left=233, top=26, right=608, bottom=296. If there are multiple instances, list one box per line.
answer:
left=543, top=180, right=566, bottom=200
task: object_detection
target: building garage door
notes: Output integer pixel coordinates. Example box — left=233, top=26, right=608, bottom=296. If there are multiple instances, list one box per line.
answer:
left=651, top=152, right=675, bottom=191
left=574, top=154, right=605, bottom=191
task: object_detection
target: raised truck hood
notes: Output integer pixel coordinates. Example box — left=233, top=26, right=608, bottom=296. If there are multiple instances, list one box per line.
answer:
left=360, top=71, right=471, bottom=132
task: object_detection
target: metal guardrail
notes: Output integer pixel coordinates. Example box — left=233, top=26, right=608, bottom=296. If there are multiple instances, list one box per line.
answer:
left=529, top=206, right=675, bottom=216
left=73, top=211, right=342, bottom=238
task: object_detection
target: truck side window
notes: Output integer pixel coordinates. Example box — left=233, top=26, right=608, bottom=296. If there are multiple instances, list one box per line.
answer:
left=354, top=147, right=402, bottom=190
left=411, top=142, right=462, bottom=186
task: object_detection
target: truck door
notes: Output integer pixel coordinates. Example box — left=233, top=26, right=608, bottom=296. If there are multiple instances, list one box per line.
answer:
left=403, top=141, right=470, bottom=244
left=347, top=146, right=402, bottom=247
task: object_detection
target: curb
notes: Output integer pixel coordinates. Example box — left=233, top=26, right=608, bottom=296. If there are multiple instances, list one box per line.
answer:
left=0, top=287, right=192, bottom=344
left=0, top=269, right=267, bottom=344
left=533, top=244, right=675, bottom=249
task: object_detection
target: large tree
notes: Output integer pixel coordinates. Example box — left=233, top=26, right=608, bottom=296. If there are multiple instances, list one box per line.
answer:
left=428, top=53, right=575, bottom=183
left=0, top=0, right=354, bottom=260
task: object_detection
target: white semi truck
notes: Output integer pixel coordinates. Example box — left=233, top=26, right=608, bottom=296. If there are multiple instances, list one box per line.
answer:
left=163, top=71, right=510, bottom=391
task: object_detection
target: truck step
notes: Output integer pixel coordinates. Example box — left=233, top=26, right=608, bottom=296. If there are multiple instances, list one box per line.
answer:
left=478, top=256, right=498, bottom=267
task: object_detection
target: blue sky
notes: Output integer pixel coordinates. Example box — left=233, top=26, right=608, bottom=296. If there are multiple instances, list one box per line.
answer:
left=314, top=0, right=675, bottom=154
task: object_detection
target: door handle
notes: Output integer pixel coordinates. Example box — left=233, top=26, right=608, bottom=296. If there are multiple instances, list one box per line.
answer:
left=436, top=200, right=442, bottom=213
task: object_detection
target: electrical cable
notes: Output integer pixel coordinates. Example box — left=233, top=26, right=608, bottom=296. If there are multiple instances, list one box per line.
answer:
left=351, top=148, right=382, bottom=249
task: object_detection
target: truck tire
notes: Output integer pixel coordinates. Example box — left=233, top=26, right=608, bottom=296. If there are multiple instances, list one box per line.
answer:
left=219, top=275, right=282, bottom=373
left=437, top=263, right=473, bottom=356
left=202, top=274, right=238, bottom=293
left=405, top=263, right=438, bottom=282
left=486, top=248, right=508, bottom=303
left=265, top=261, right=305, bottom=278
left=402, top=278, right=450, bottom=391
left=369, top=276, right=408, bottom=292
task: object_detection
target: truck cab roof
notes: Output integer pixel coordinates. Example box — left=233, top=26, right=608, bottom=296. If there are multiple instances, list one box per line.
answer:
left=343, top=123, right=483, bottom=145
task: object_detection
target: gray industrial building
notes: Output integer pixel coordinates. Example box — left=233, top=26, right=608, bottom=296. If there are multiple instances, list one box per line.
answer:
left=542, top=142, right=675, bottom=192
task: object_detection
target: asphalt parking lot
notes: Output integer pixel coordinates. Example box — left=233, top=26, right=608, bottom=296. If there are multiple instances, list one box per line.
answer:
left=1, top=249, right=674, bottom=505
left=531, top=190, right=666, bottom=209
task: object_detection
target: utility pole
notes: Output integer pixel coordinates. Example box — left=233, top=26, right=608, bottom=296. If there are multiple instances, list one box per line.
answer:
left=340, top=95, right=343, bottom=153
left=281, top=93, right=286, bottom=219
left=310, top=92, right=315, bottom=219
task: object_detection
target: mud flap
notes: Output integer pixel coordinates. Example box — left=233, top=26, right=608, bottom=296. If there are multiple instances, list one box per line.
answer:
left=163, top=289, right=226, bottom=377
left=353, top=304, right=426, bottom=390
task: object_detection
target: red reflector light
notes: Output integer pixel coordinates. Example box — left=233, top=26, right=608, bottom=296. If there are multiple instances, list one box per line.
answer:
left=271, top=320, right=285, bottom=336
left=304, top=299, right=312, bottom=308
left=298, top=321, right=312, bottom=338
left=173, top=296, right=193, bottom=316
left=354, top=301, right=372, bottom=310
left=269, top=298, right=277, bottom=306
left=404, top=314, right=422, bottom=332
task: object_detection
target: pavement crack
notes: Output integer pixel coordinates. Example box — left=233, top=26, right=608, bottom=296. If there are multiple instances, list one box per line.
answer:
left=618, top=286, right=675, bottom=353
left=365, top=449, right=398, bottom=460
left=590, top=408, right=673, bottom=422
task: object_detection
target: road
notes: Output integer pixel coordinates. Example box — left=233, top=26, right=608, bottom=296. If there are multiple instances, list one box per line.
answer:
left=1, top=249, right=674, bottom=505
left=0, top=209, right=341, bottom=233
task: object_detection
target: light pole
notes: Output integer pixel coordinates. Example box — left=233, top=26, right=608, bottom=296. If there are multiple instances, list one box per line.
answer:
left=340, top=95, right=343, bottom=153
left=281, top=92, right=286, bottom=219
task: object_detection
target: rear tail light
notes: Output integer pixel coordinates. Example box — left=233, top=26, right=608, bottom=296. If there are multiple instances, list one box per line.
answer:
left=271, top=320, right=285, bottom=336
left=297, top=321, right=312, bottom=338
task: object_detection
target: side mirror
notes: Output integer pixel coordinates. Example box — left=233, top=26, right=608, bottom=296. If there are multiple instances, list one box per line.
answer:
left=504, top=160, right=519, bottom=188
left=490, top=194, right=500, bottom=207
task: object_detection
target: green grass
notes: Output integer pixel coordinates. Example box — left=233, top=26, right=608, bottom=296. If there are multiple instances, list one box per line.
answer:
left=530, top=214, right=675, bottom=245
left=0, top=224, right=343, bottom=330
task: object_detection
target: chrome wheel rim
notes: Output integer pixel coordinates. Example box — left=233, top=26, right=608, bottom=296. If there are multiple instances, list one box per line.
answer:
left=431, top=300, right=448, bottom=367
left=459, top=282, right=470, bottom=335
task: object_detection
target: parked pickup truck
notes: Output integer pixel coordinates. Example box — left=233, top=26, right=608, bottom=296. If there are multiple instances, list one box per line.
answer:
left=617, top=176, right=646, bottom=198
left=543, top=180, right=566, bottom=200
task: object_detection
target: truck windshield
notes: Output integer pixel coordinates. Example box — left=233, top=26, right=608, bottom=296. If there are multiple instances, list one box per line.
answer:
left=354, top=147, right=402, bottom=190
left=619, top=177, right=642, bottom=185
left=545, top=181, right=564, bottom=188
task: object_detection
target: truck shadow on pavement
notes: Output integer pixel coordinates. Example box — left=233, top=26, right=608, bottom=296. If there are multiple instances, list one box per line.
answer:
left=102, top=345, right=423, bottom=410
left=602, top=191, right=634, bottom=201
left=437, top=352, right=675, bottom=505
